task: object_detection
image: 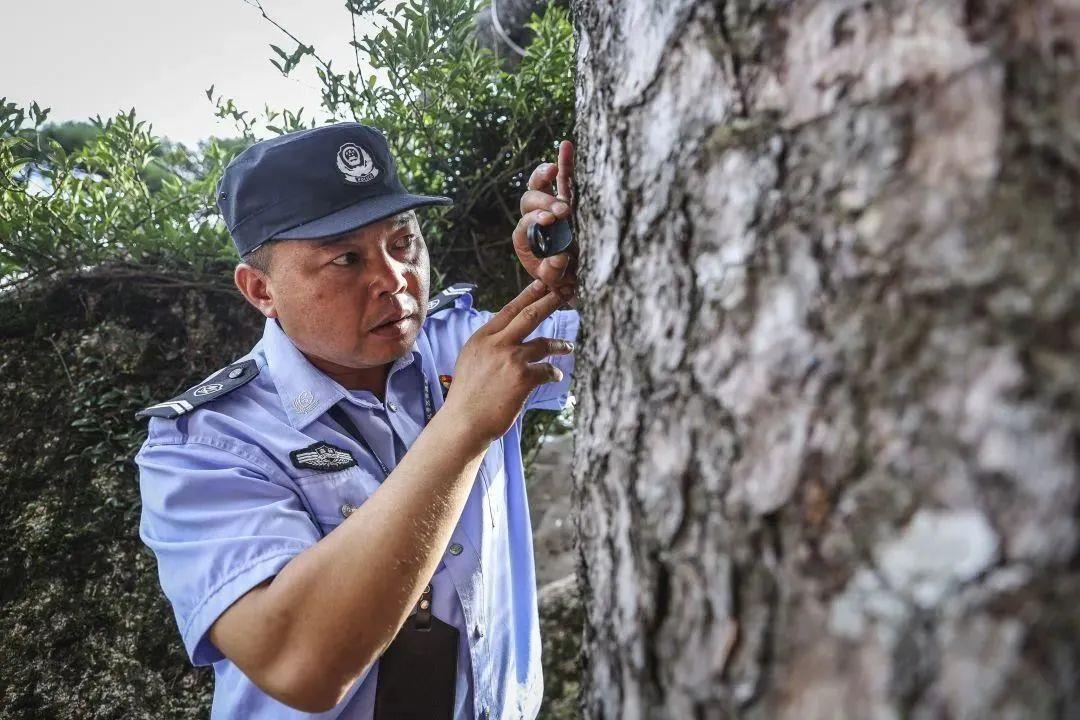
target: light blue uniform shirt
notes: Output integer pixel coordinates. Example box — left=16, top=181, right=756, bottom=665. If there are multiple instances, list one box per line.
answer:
left=136, top=290, right=579, bottom=719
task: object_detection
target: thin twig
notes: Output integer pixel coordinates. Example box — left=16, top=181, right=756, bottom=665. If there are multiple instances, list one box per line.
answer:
left=471, top=230, right=490, bottom=274
left=47, top=336, right=76, bottom=390
left=456, top=143, right=543, bottom=222
left=122, top=193, right=193, bottom=235
left=350, top=4, right=364, bottom=82
left=242, top=0, right=337, bottom=75
left=0, top=268, right=43, bottom=293
left=383, top=62, right=443, bottom=162
left=524, top=410, right=560, bottom=468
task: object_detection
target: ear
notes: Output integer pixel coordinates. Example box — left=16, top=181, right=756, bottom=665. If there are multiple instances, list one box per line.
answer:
left=234, top=263, right=278, bottom=318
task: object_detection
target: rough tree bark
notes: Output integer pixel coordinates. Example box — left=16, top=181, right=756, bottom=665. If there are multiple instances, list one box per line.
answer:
left=570, top=1, right=1080, bottom=718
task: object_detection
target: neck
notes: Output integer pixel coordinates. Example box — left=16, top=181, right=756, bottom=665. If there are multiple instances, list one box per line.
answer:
left=305, top=354, right=391, bottom=401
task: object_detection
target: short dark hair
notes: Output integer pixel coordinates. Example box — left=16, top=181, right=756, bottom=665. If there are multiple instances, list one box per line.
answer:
left=241, top=242, right=275, bottom=275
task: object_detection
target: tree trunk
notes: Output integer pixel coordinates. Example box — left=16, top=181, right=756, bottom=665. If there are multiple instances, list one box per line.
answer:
left=570, top=1, right=1080, bottom=718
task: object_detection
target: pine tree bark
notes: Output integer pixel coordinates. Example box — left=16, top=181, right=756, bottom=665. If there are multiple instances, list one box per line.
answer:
left=569, top=1, right=1080, bottom=717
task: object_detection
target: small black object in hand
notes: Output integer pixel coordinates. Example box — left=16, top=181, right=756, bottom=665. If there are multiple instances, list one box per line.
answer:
left=527, top=218, right=573, bottom=259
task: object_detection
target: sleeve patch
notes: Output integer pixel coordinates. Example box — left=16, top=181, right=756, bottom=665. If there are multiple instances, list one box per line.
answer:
left=136, top=359, right=260, bottom=420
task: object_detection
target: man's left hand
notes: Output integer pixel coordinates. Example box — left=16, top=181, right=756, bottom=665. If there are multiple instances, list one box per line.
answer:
left=512, top=140, right=577, bottom=307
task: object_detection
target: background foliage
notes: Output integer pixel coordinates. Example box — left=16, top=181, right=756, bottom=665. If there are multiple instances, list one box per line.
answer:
left=0, top=0, right=576, bottom=716
left=0, top=105, right=239, bottom=283
left=2, top=0, right=575, bottom=305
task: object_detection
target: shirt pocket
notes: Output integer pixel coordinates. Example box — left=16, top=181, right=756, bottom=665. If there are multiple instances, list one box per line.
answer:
left=292, top=466, right=381, bottom=531
left=477, top=437, right=506, bottom=528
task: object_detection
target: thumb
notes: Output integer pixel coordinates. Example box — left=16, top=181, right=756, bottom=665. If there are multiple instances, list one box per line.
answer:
left=545, top=253, right=570, bottom=277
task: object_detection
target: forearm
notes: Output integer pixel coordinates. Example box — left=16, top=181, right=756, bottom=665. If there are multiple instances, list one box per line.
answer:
left=234, top=406, right=488, bottom=708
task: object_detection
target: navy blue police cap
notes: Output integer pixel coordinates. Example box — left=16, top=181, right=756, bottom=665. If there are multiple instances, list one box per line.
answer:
left=216, top=122, right=452, bottom=257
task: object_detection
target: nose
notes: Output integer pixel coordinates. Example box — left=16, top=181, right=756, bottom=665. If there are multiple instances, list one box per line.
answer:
left=367, top=246, right=408, bottom=298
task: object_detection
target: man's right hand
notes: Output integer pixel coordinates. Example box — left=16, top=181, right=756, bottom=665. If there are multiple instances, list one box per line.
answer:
left=442, top=279, right=574, bottom=443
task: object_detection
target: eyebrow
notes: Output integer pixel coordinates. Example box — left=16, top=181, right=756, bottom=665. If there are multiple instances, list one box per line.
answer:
left=316, top=213, right=415, bottom=247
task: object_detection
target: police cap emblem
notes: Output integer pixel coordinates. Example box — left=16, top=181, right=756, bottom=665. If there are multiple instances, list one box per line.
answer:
left=336, top=142, right=379, bottom=185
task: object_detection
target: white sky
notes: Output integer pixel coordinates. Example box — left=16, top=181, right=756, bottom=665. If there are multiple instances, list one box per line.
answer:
left=2, top=0, right=370, bottom=146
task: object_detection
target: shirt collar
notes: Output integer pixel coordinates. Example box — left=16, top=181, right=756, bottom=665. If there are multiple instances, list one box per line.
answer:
left=260, top=317, right=419, bottom=430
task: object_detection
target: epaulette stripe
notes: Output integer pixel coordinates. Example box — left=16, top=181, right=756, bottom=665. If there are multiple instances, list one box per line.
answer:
left=426, top=282, right=476, bottom=316
left=135, top=359, right=260, bottom=421
left=146, top=400, right=193, bottom=414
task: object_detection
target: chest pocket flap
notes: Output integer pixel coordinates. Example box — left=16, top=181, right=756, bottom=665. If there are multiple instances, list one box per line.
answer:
left=293, top=465, right=382, bottom=530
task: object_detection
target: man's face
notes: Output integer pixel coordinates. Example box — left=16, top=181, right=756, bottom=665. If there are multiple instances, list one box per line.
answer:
left=249, top=211, right=430, bottom=371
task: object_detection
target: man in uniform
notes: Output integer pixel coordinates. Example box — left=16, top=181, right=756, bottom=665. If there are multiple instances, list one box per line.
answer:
left=135, top=122, right=579, bottom=718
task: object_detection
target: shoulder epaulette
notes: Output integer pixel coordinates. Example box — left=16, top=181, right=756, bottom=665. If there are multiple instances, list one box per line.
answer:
left=425, top=282, right=476, bottom=316
left=135, top=359, right=260, bottom=420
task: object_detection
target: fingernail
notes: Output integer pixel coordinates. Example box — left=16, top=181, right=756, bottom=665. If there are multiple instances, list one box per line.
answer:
left=542, top=163, right=556, bottom=172
left=530, top=279, right=545, bottom=290
left=538, top=211, right=555, bottom=224
left=551, top=201, right=569, bottom=216
left=564, top=341, right=575, bottom=352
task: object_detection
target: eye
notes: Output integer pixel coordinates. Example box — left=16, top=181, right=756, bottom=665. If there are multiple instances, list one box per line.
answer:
left=331, top=252, right=359, bottom=266
left=393, top=234, right=416, bottom=251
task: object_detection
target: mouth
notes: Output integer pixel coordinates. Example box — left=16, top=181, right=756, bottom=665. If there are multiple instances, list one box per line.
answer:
left=369, top=308, right=416, bottom=337
left=372, top=309, right=412, bottom=327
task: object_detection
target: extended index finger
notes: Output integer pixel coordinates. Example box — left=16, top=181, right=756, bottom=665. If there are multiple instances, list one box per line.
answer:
left=501, top=286, right=564, bottom=343
left=556, top=140, right=575, bottom=203
left=484, top=279, right=550, bottom=335
left=527, top=162, right=558, bottom=193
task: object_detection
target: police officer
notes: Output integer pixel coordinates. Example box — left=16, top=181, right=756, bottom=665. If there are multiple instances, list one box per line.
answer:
left=135, top=123, right=579, bottom=719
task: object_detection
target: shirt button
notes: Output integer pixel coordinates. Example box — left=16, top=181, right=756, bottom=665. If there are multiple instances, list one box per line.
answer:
left=474, top=624, right=484, bottom=638
left=340, top=503, right=356, bottom=518
left=448, top=542, right=463, bottom=556
left=387, top=402, right=398, bottom=412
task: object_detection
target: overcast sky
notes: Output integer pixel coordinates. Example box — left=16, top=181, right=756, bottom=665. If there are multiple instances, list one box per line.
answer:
left=2, top=0, right=369, bottom=145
